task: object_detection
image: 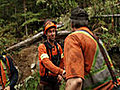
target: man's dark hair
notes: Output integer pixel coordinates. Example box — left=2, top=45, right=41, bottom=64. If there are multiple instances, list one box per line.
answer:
left=70, top=7, right=89, bottom=28
left=2, top=52, right=6, bottom=55
left=0, top=54, right=3, bottom=59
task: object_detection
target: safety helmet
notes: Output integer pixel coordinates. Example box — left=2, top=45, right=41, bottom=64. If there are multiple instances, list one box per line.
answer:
left=43, top=20, right=57, bottom=35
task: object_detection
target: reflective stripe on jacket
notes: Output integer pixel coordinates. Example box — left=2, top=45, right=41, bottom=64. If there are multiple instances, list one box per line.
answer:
left=0, top=56, right=10, bottom=89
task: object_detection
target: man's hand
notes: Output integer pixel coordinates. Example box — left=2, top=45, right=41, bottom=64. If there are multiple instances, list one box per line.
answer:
left=57, top=75, right=63, bottom=83
left=4, top=86, right=10, bottom=90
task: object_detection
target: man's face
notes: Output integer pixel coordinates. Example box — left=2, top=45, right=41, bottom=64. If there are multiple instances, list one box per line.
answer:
left=46, top=28, right=56, bottom=42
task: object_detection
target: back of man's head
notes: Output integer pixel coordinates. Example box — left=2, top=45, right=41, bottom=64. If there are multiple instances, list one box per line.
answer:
left=0, top=54, right=3, bottom=59
left=70, top=7, right=89, bottom=28
left=2, top=52, right=6, bottom=55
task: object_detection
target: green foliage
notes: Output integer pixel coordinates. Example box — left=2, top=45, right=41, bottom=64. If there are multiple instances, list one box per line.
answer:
left=0, top=0, right=119, bottom=52
left=86, top=0, right=120, bottom=17
left=36, top=0, right=78, bottom=17
left=0, top=0, right=119, bottom=51
left=36, top=0, right=46, bottom=4
left=93, top=22, right=120, bottom=50
left=60, top=80, right=66, bottom=90
left=0, top=37, right=17, bottom=53
left=0, top=0, right=78, bottom=51
left=19, top=72, right=40, bottom=90
left=85, top=0, right=120, bottom=49
left=100, top=31, right=120, bottom=50
left=0, top=21, right=18, bottom=53
left=56, top=13, right=71, bottom=31
left=21, top=18, right=41, bottom=27
left=0, top=19, right=5, bottom=25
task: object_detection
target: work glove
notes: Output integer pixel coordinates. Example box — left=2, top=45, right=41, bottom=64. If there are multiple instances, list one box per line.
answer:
left=57, top=75, right=63, bottom=83
left=62, top=70, right=66, bottom=80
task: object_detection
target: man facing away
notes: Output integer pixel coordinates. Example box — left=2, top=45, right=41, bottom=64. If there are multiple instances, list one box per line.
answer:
left=38, top=20, right=65, bottom=90
left=64, top=7, right=117, bottom=90
left=0, top=52, right=18, bottom=90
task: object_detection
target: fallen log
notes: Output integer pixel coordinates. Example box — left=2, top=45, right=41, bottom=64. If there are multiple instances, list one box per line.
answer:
left=6, top=30, right=70, bottom=51
left=92, top=14, right=120, bottom=18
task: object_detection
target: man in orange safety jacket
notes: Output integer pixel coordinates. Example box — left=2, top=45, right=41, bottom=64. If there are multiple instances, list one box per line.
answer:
left=64, top=7, right=120, bottom=90
left=38, top=20, right=65, bottom=90
left=0, top=52, right=18, bottom=90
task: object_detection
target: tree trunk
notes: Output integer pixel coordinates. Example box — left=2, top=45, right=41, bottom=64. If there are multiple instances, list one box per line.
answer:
left=6, top=31, right=70, bottom=51
left=23, top=0, right=28, bottom=36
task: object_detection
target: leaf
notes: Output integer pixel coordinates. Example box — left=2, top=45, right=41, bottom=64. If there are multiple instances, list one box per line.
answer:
left=101, top=26, right=108, bottom=31
left=36, top=0, right=46, bottom=5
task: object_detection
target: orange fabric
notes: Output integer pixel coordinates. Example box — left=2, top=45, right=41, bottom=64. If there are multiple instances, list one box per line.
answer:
left=38, top=43, right=64, bottom=77
left=1, top=62, right=7, bottom=89
left=93, top=80, right=113, bottom=90
left=5, top=57, right=10, bottom=72
left=64, top=27, right=97, bottom=80
left=94, top=79, right=120, bottom=90
left=0, top=61, right=7, bottom=89
left=0, top=57, right=10, bottom=89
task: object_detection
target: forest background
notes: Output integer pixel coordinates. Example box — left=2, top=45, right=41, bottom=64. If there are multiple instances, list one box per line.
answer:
left=0, top=0, right=120, bottom=90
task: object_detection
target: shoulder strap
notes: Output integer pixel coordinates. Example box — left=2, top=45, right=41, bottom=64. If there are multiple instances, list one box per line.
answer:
left=54, top=42, right=61, bottom=66
left=5, top=57, right=10, bottom=70
left=44, top=41, right=61, bottom=60
left=80, top=30, right=118, bottom=85
left=44, top=41, right=61, bottom=66
left=54, top=42, right=61, bottom=61
left=44, top=42, right=51, bottom=58
left=0, top=55, right=3, bottom=83
left=0, top=60, right=4, bottom=89
left=2, top=56, right=10, bottom=72
left=0, top=57, right=10, bottom=89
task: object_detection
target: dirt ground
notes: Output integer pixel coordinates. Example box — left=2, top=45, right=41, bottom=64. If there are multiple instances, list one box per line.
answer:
left=13, top=44, right=39, bottom=83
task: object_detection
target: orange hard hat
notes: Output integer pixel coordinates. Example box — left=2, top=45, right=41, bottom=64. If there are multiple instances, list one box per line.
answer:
left=43, top=20, right=57, bottom=35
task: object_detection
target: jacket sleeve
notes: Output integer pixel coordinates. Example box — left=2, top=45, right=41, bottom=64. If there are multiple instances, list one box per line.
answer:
left=64, top=35, right=85, bottom=80
left=7, top=56, right=18, bottom=88
left=38, top=44, right=63, bottom=75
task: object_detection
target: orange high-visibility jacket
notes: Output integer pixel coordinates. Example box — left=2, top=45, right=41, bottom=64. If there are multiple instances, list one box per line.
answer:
left=38, top=42, right=64, bottom=77
left=0, top=56, right=10, bottom=89
left=64, top=27, right=117, bottom=89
